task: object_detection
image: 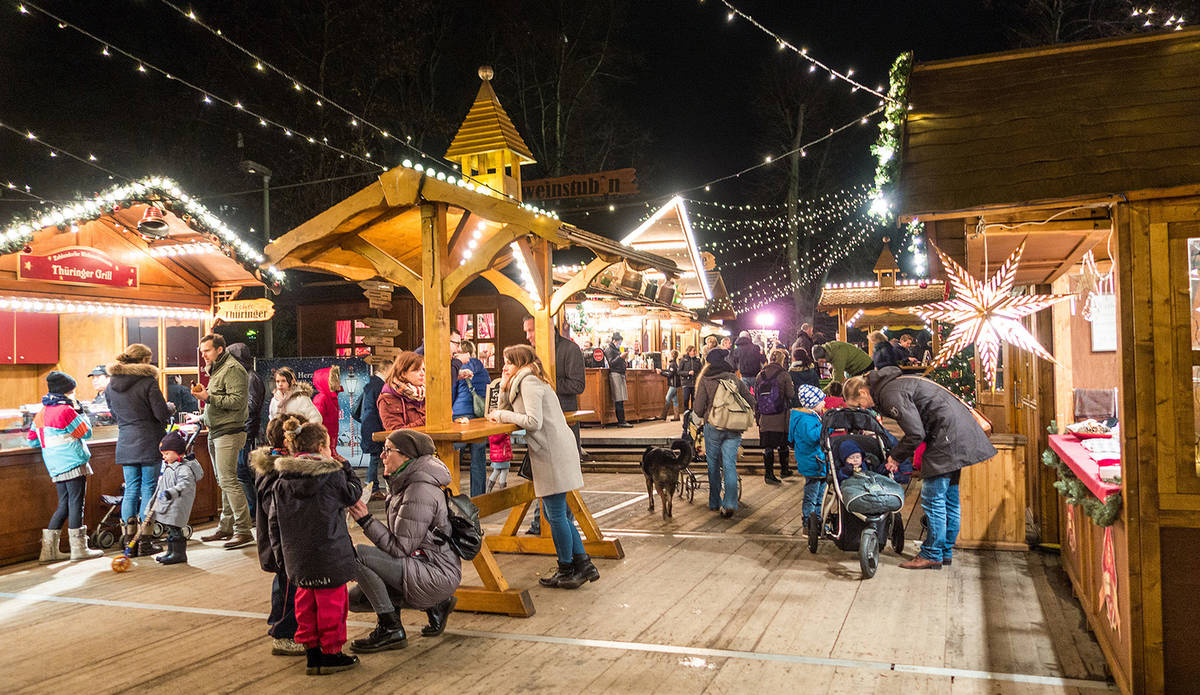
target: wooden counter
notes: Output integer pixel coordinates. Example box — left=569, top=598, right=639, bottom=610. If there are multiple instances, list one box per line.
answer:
left=577, top=368, right=667, bottom=425
left=956, top=433, right=1029, bottom=550
left=0, top=434, right=220, bottom=566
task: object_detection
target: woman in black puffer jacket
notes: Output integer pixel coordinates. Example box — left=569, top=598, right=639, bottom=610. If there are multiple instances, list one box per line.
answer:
left=105, top=343, right=171, bottom=554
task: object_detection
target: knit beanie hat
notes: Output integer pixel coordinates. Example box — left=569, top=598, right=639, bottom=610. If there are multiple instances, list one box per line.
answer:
left=796, top=384, right=824, bottom=409
left=838, top=440, right=864, bottom=463
left=159, top=430, right=188, bottom=455
left=46, top=371, right=76, bottom=395
left=706, top=348, right=730, bottom=367
left=386, top=429, right=437, bottom=460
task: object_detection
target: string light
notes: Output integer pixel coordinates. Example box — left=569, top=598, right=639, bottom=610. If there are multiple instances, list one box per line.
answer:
left=0, top=296, right=210, bottom=320
left=4, top=180, right=47, bottom=202
left=1, top=122, right=130, bottom=181
left=713, top=0, right=897, bottom=104
left=16, top=1, right=383, bottom=172
left=0, top=176, right=285, bottom=286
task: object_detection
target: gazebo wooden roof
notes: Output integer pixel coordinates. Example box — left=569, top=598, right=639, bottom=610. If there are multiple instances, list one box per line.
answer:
left=444, top=71, right=535, bottom=164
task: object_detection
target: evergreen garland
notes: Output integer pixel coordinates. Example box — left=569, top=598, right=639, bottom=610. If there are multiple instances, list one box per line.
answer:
left=1042, top=448, right=1122, bottom=527
left=927, top=325, right=977, bottom=406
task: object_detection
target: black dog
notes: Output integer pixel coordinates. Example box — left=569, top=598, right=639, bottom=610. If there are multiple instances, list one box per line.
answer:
left=642, top=439, right=694, bottom=520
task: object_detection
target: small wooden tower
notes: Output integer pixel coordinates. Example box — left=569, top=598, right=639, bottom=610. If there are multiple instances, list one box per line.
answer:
left=874, top=241, right=900, bottom=288
left=444, top=66, right=536, bottom=200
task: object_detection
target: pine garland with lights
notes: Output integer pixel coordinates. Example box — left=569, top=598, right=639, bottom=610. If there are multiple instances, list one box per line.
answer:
left=927, top=344, right=977, bottom=406
left=867, top=51, right=913, bottom=221
left=1042, top=448, right=1122, bottom=527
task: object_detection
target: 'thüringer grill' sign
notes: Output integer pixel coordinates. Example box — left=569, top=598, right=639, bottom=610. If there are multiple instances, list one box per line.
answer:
left=215, top=298, right=275, bottom=322
left=521, top=168, right=638, bottom=201
left=19, top=246, right=139, bottom=288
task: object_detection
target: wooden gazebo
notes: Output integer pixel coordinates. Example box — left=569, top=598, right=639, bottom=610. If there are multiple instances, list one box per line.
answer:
left=266, top=69, right=680, bottom=617
left=817, top=245, right=944, bottom=340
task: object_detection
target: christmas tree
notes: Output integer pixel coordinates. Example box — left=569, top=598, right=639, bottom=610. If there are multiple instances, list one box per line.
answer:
left=927, top=326, right=977, bottom=406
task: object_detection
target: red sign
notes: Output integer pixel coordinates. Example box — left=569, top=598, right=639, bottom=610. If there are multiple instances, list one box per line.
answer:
left=18, top=246, right=139, bottom=288
left=592, top=348, right=605, bottom=363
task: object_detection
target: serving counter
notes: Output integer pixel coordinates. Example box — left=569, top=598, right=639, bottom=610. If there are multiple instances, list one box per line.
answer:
left=577, top=368, right=668, bottom=425
left=0, top=433, right=220, bottom=566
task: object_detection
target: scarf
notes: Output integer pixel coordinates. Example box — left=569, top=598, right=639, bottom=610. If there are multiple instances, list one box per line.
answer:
left=41, top=393, right=76, bottom=408
left=399, top=382, right=425, bottom=402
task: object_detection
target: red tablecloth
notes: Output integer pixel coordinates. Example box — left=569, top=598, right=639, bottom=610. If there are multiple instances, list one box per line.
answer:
left=1048, top=434, right=1121, bottom=500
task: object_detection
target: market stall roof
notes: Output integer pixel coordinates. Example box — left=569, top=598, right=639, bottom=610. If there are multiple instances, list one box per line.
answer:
left=620, top=196, right=721, bottom=307
left=818, top=280, right=945, bottom=311
left=444, top=72, right=536, bottom=164
left=264, top=163, right=680, bottom=303
left=2, top=176, right=281, bottom=292
left=898, top=28, right=1200, bottom=221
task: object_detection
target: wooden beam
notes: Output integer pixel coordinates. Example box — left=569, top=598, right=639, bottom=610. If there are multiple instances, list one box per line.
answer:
left=421, top=202, right=454, bottom=445
left=1045, top=230, right=1109, bottom=283
left=442, top=223, right=526, bottom=306
left=447, top=211, right=472, bottom=261
left=514, top=237, right=546, bottom=300
left=552, top=257, right=614, bottom=315
left=265, top=184, right=390, bottom=261
left=481, top=269, right=538, bottom=315
left=342, top=235, right=423, bottom=302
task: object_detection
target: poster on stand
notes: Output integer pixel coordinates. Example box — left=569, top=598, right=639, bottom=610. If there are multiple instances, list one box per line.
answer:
left=255, top=356, right=372, bottom=467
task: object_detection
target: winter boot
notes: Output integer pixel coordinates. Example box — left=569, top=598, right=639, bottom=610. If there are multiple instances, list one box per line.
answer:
left=68, top=527, right=103, bottom=561
left=658, top=402, right=671, bottom=421
left=350, top=611, right=407, bottom=653
left=538, top=561, right=576, bottom=588
left=763, top=449, right=780, bottom=485
left=304, top=647, right=322, bottom=675
left=486, top=477, right=497, bottom=493
left=120, top=518, right=138, bottom=557
left=39, top=529, right=68, bottom=563
left=314, top=652, right=359, bottom=675
left=670, top=403, right=682, bottom=422
left=157, top=539, right=187, bottom=565
left=571, top=553, right=600, bottom=584
left=138, top=535, right=162, bottom=557
left=422, top=596, right=457, bottom=637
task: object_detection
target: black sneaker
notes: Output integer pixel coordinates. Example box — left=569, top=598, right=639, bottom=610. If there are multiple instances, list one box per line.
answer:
left=350, top=612, right=407, bottom=653
left=311, top=651, right=359, bottom=675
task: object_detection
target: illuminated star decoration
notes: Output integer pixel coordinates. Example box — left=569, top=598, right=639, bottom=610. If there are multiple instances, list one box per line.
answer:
left=915, top=242, right=1072, bottom=385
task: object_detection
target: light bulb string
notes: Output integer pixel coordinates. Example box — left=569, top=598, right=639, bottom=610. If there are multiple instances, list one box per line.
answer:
left=18, top=1, right=383, bottom=172
left=0, top=121, right=133, bottom=183
left=716, top=0, right=897, bottom=104
left=2, top=179, right=48, bottom=201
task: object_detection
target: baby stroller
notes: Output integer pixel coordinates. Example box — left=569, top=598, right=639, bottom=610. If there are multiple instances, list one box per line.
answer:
left=807, top=407, right=905, bottom=579
left=677, top=410, right=741, bottom=505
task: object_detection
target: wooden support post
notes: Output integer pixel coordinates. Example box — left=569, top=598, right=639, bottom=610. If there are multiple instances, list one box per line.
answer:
left=480, top=481, right=625, bottom=560
left=421, top=203, right=456, bottom=492
left=838, top=308, right=847, bottom=342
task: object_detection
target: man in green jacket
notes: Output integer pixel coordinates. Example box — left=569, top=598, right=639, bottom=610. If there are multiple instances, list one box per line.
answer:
left=191, top=333, right=253, bottom=549
left=812, top=341, right=874, bottom=383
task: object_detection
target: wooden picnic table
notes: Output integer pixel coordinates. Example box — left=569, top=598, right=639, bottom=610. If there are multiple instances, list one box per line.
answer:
left=370, top=410, right=622, bottom=617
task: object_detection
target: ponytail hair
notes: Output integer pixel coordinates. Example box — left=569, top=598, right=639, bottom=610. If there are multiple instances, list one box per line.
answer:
left=265, top=414, right=305, bottom=450
left=283, top=418, right=329, bottom=455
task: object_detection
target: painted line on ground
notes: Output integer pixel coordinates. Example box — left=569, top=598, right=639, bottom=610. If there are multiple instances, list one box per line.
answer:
left=599, top=528, right=808, bottom=542
left=590, top=494, right=650, bottom=519
left=0, top=591, right=1114, bottom=690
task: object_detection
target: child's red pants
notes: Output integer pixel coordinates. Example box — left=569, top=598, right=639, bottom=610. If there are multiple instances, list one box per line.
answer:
left=293, top=584, right=348, bottom=654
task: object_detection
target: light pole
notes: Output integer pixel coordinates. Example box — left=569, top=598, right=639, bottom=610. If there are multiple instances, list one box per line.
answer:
left=240, top=160, right=273, bottom=357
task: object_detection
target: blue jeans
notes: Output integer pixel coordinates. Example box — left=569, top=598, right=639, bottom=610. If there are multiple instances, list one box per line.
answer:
left=919, top=473, right=961, bottom=562
left=703, top=424, right=741, bottom=511
left=542, top=492, right=585, bottom=564
left=456, top=440, right=490, bottom=497
left=365, top=454, right=382, bottom=489
left=802, top=477, right=826, bottom=519
left=665, top=386, right=679, bottom=407
left=237, top=440, right=257, bottom=518
left=122, top=463, right=161, bottom=520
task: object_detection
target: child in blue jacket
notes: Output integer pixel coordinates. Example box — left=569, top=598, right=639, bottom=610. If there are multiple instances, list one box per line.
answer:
left=789, top=384, right=828, bottom=523
left=29, top=371, right=103, bottom=563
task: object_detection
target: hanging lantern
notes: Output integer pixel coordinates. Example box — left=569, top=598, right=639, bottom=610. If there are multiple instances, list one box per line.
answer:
left=137, top=205, right=169, bottom=238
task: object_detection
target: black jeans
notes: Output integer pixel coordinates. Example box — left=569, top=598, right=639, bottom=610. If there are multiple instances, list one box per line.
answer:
left=268, top=571, right=298, bottom=639
left=48, top=476, right=86, bottom=529
left=237, top=438, right=257, bottom=518
left=681, top=385, right=695, bottom=412
left=614, top=401, right=627, bottom=424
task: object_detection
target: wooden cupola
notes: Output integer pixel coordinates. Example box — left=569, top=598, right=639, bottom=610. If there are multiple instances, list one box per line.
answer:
left=443, top=66, right=536, bottom=200
left=874, top=241, right=900, bottom=288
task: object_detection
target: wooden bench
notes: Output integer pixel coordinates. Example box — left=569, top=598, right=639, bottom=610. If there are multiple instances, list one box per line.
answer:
left=373, top=410, right=623, bottom=617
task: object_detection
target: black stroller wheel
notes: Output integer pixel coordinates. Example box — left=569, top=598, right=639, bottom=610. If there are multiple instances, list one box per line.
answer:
left=890, top=513, right=905, bottom=554
left=95, top=529, right=116, bottom=549
left=686, top=472, right=696, bottom=503
left=806, top=512, right=820, bottom=553
left=860, top=529, right=879, bottom=579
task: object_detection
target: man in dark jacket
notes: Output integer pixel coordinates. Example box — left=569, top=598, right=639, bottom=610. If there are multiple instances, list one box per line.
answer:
left=678, top=345, right=702, bottom=412
left=604, top=332, right=632, bottom=428
left=228, top=343, right=265, bottom=517
left=790, top=323, right=815, bottom=356
left=730, top=331, right=765, bottom=394
left=352, top=363, right=386, bottom=499
left=844, top=366, right=996, bottom=570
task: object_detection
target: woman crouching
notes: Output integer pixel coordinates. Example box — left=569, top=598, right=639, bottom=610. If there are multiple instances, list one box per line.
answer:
left=346, top=429, right=461, bottom=652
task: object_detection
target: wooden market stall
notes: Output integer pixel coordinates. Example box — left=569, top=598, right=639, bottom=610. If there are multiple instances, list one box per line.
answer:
left=563, top=196, right=732, bottom=424
left=817, top=245, right=943, bottom=347
left=896, top=28, right=1200, bottom=694
left=0, top=177, right=281, bottom=564
left=265, top=67, right=681, bottom=617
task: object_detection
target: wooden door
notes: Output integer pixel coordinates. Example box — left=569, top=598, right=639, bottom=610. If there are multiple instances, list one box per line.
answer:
left=1011, top=315, right=1042, bottom=546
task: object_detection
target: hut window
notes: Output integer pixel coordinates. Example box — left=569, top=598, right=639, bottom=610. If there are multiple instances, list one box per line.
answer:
left=164, top=319, right=202, bottom=368
left=125, top=318, right=160, bottom=364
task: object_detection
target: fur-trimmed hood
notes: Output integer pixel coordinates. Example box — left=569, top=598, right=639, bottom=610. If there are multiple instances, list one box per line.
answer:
left=249, top=446, right=285, bottom=477
left=274, top=382, right=315, bottom=405
left=106, top=361, right=160, bottom=392
left=274, top=453, right=343, bottom=477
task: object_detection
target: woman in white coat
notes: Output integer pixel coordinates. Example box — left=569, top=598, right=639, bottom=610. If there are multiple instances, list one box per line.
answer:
left=267, top=367, right=322, bottom=424
left=486, top=344, right=598, bottom=590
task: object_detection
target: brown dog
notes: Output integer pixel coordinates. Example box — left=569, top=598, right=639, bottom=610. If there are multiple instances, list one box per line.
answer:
left=642, top=439, right=694, bottom=520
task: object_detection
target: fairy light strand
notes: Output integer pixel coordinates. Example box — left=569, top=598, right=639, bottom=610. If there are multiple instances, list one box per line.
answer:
left=0, top=121, right=132, bottom=182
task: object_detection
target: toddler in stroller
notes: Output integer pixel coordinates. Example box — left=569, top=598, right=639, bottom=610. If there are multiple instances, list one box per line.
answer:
left=806, top=407, right=906, bottom=579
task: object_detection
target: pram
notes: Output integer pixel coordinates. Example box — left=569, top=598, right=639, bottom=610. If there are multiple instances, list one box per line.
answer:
left=677, top=410, right=741, bottom=505
left=806, top=407, right=905, bottom=579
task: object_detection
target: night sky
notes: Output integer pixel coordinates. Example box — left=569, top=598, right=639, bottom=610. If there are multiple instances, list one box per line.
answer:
left=1, top=0, right=1010, bottom=322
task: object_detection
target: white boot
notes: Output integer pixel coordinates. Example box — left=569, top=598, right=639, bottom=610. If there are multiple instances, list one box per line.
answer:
left=39, top=529, right=68, bottom=564
left=68, top=527, right=103, bottom=561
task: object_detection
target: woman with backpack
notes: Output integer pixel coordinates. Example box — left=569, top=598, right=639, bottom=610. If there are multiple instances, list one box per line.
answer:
left=755, top=349, right=796, bottom=485
left=345, top=429, right=461, bottom=653
left=691, top=348, right=756, bottom=517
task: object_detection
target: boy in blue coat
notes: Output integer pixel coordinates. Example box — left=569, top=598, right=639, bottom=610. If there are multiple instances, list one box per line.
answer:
left=789, top=384, right=828, bottom=523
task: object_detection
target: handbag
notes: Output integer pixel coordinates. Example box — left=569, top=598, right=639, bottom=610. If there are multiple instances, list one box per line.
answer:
left=517, top=452, right=533, bottom=480
left=472, top=392, right=486, bottom=418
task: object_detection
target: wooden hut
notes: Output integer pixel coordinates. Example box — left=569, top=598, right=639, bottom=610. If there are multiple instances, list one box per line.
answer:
left=897, top=28, right=1200, bottom=694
